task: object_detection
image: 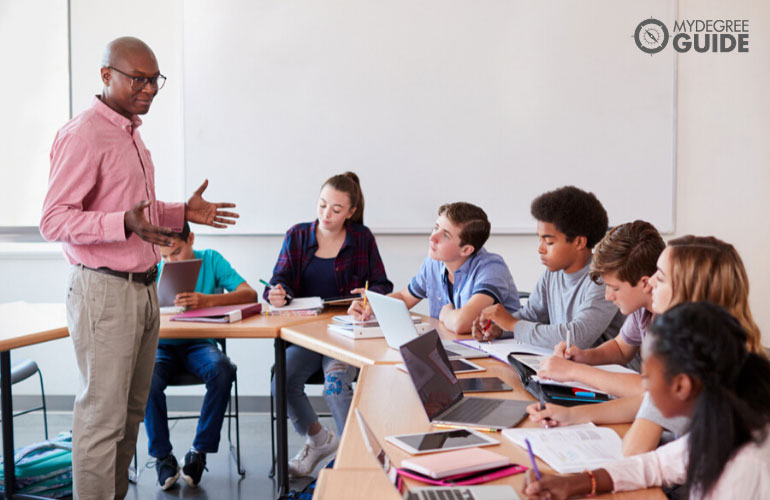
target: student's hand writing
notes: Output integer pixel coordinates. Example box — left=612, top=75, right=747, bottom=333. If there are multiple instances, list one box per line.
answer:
left=471, top=316, right=502, bottom=342
left=174, top=292, right=209, bottom=310
left=124, top=200, right=175, bottom=246
left=347, top=299, right=373, bottom=321
left=185, top=179, right=240, bottom=228
left=537, top=356, right=578, bottom=382
left=439, top=303, right=455, bottom=323
left=552, top=341, right=585, bottom=362
left=522, top=469, right=573, bottom=500
left=268, top=284, right=288, bottom=307
left=526, top=402, right=575, bottom=427
left=479, top=303, right=517, bottom=331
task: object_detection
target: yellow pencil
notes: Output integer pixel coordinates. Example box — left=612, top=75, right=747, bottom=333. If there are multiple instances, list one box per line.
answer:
left=362, top=280, right=369, bottom=311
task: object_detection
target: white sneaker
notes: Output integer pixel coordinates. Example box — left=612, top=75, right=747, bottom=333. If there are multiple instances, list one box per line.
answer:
left=288, top=430, right=340, bottom=477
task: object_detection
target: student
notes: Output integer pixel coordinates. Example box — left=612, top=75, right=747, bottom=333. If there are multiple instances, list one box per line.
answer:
left=522, top=302, right=770, bottom=500
left=535, top=220, right=665, bottom=398
left=527, top=235, right=764, bottom=456
left=348, top=202, right=520, bottom=334
left=146, top=222, right=257, bottom=489
left=266, top=172, right=393, bottom=477
left=472, top=186, right=624, bottom=348
left=39, top=37, right=237, bottom=500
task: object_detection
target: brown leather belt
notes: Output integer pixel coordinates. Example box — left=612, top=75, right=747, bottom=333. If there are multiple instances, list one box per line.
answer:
left=84, top=265, right=158, bottom=286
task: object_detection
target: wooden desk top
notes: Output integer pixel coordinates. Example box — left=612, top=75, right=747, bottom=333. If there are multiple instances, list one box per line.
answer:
left=159, top=309, right=338, bottom=339
left=313, top=469, right=401, bottom=500
left=279, top=316, right=476, bottom=368
left=0, top=302, right=68, bottom=350
left=335, top=364, right=665, bottom=500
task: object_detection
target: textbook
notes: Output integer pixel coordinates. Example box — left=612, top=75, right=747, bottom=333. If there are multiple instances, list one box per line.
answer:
left=267, top=297, right=324, bottom=316
left=502, top=423, right=624, bottom=474
left=170, top=302, right=262, bottom=323
left=458, top=339, right=636, bottom=394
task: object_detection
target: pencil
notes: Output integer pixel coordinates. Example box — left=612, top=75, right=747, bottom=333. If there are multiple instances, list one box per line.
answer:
left=362, top=280, right=369, bottom=311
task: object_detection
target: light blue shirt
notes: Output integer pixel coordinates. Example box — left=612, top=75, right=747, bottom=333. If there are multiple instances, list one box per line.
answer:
left=157, top=248, right=246, bottom=345
left=407, top=248, right=520, bottom=319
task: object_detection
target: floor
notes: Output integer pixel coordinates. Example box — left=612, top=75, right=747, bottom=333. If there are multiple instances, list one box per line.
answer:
left=2, top=410, right=335, bottom=499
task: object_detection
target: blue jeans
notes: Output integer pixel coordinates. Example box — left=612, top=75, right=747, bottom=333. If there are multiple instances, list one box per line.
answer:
left=272, top=345, right=357, bottom=436
left=144, top=341, right=236, bottom=458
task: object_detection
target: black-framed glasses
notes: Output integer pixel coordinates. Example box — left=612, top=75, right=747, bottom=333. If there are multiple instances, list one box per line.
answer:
left=108, top=66, right=167, bottom=91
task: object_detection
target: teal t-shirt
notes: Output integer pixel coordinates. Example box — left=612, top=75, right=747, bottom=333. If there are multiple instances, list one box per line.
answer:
left=158, top=248, right=246, bottom=345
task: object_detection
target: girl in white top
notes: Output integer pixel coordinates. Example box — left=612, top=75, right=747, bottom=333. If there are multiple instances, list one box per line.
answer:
left=522, top=301, right=770, bottom=500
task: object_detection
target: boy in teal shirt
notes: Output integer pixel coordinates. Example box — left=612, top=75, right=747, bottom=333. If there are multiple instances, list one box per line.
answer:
left=147, top=222, right=257, bottom=490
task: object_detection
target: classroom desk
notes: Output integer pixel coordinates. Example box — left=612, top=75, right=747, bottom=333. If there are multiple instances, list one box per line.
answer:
left=332, top=364, right=665, bottom=500
left=0, top=302, right=68, bottom=499
left=313, top=469, right=401, bottom=500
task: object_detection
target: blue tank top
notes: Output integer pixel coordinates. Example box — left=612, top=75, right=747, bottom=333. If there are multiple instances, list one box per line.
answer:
left=300, top=256, right=339, bottom=299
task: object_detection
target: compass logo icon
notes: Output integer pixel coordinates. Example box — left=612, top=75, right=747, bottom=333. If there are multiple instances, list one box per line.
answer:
left=634, top=18, right=669, bottom=54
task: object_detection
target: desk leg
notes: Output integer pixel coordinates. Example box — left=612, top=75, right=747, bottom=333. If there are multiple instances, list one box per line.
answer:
left=1, top=350, right=17, bottom=498
left=274, top=338, right=289, bottom=498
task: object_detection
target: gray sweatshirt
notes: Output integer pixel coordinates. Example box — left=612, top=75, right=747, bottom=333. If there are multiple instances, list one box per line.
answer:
left=503, top=257, right=625, bottom=348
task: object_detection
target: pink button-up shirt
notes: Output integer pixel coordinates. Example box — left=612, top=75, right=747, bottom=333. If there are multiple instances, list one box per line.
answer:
left=40, top=96, right=184, bottom=272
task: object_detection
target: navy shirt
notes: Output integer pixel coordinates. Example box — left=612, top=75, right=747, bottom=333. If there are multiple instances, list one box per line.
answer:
left=300, top=256, right=340, bottom=299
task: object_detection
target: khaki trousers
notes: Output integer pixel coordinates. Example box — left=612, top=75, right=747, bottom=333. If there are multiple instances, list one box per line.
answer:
left=66, top=265, right=160, bottom=500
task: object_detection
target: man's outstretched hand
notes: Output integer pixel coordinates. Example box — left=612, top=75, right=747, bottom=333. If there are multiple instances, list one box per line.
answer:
left=124, top=200, right=175, bottom=246
left=185, top=179, right=239, bottom=228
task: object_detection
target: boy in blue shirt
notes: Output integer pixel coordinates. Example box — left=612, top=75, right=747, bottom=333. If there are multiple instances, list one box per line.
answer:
left=147, top=222, right=257, bottom=490
left=473, top=186, right=624, bottom=348
left=350, top=202, right=520, bottom=333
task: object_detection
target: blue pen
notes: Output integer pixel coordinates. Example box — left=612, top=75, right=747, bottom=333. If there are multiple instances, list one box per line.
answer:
left=574, top=391, right=596, bottom=398
left=525, top=438, right=541, bottom=481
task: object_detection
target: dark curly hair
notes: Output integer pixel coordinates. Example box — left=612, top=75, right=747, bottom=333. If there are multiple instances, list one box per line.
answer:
left=530, top=186, right=608, bottom=248
left=648, top=302, right=770, bottom=497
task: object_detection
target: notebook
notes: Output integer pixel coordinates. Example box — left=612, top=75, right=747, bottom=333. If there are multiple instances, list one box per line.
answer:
left=502, top=423, right=624, bottom=474
left=400, top=447, right=510, bottom=479
left=355, top=408, right=520, bottom=500
left=399, top=330, right=529, bottom=430
left=170, top=302, right=262, bottom=323
left=365, top=291, right=488, bottom=360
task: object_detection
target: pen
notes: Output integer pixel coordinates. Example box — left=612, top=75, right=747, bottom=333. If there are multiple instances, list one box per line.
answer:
left=525, top=438, right=541, bottom=481
left=483, top=319, right=492, bottom=342
left=260, top=279, right=292, bottom=300
left=566, top=324, right=572, bottom=350
left=433, top=423, right=499, bottom=433
left=362, top=280, right=369, bottom=311
left=573, top=390, right=596, bottom=398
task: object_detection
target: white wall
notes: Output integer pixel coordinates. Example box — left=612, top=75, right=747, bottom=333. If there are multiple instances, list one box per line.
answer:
left=2, top=0, right=768, bottom=398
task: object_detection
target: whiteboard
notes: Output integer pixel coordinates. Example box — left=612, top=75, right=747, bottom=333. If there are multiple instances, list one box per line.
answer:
left=183, top=0, right=675, bottom=234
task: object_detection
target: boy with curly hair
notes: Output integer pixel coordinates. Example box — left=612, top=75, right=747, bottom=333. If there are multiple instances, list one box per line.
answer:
left=473, top=186, right=624, bottom=348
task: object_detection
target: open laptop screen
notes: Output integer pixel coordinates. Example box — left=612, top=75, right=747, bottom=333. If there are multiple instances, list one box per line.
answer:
left=399, top=330, right=464, bottom=419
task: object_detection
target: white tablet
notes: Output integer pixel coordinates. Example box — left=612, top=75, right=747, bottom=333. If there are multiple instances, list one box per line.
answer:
left=386, top=428, right=498, bottom=455
left=157, top=259, right=202, bottom=307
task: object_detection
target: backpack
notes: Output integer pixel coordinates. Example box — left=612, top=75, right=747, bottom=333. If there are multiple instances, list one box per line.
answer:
left=0, top=431, right=73, bottom=498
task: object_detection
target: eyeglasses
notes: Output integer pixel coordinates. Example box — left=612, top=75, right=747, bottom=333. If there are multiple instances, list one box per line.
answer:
left=108, top=66, right=167, bottom=91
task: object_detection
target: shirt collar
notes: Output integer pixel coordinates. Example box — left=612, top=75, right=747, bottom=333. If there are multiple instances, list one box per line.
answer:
left=440, top=248, right=485, bottom=284
left=308, top=219, right=354, bottom=251
left=563, top=255, right=592, bottom=284
left=92, top=95, right=143, bottom=132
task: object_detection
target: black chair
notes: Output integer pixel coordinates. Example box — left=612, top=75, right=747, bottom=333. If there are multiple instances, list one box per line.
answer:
left=0, top=358, right=48, bottom=440
left=134, top=339, right=244, bottom=477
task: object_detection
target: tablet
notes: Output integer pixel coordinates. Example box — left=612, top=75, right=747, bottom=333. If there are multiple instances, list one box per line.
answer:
left=449, top=358, right=484, bottom=374
left=386, top=428, right=498, bottom=455
left=157, top=259, right=202, bottom=307
left=323, top=295, right=361, bottom=306
left=459, top=377, right=513, bottom=393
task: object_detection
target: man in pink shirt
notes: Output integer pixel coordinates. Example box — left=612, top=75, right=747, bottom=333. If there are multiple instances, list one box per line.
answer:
left=40, top=36, right=237, bottom=500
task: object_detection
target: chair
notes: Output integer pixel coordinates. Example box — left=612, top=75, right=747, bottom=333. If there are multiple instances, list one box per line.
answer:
left=134, top=339, right=244, bottom=477
left=0, top=358, right=48, bottom=440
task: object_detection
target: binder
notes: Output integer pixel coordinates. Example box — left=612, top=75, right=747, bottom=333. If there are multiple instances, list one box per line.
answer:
left=170, top=302, right=262, bottom=323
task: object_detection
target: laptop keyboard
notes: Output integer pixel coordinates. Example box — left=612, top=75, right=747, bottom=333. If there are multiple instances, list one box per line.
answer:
left=441, top=398, right=503, bottom=422
left=412, top=489, right=475, bottom=500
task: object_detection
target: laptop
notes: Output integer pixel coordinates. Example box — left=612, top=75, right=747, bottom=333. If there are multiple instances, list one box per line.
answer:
left=157, top=259, right=202, bottom=307
left=365, top=291, right=487, bottom=359
left=400, top=330, right=529, bottom=430
left=355, top=408, right=520, bottom=500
